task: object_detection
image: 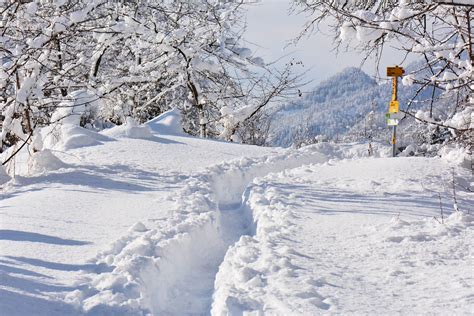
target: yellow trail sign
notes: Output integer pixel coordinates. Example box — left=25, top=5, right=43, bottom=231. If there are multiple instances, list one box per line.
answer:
left=389, top=100, right=399, bottom=113
left=387, top=66, right=405, bottom=77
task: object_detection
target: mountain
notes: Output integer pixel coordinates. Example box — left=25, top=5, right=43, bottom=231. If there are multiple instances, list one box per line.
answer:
left=269, top=66, right=434, bottom=147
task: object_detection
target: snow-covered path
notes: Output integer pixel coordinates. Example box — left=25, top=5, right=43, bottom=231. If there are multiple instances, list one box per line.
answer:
left=72, top=142, right=328, bottom=315
left=213, top=157, right=474, bottom=314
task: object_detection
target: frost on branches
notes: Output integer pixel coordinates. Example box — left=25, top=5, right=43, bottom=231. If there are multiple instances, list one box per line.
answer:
left=0, top=0, right=299, bottom=169
left=293, top=0, right=473, bottom=147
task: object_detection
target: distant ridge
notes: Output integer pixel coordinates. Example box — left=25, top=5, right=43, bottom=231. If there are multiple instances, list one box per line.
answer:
left=270, top=66, right=433, bottom=147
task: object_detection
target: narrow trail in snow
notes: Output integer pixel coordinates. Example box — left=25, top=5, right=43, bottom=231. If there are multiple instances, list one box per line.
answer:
left=151, top=155, right=331, bottom=315
left=77, top=147, right=328, bottom=315
left=151, top=160, right=334, bottom=314
left=157, top=203, right=250, bottom=315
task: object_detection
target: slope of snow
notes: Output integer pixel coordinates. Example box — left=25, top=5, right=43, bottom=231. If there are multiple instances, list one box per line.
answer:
left=1, top=113, right=472, bottom=315
left=0, top=116, right=282, bottom=315
left=212, top=157, right=473, bottom=314
left=101, top=118, right=154, bottom=140
left=72, top=144, right=331, bottom=315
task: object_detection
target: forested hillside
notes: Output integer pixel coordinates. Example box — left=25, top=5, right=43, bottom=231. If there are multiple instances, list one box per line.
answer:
left=269, top=65, right=456, bottom=150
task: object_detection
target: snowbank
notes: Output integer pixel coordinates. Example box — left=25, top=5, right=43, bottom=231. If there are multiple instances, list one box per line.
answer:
left=381, top=211, right=474, bottom=243
left=439, top=145, right=471, bottom=169
left=42, top=125, right=113, bottom=151
left=146, top=108, right=184, bottom=135
left=101, top=118, right=154, bottom=140
left=28, top=149, right=68, bottom=174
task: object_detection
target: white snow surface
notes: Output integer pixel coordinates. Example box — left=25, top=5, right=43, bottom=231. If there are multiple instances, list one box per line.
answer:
left=0, top=115, right=473, bottom=315
left=0, top=117, right=282, bottom=315
left=146, top=108, right=185, bottom=136
left=101, top=118, right=154, bottom=140
left=0, top=166, right=11, bottom=185
left=212, top=157, right=473, bottom=315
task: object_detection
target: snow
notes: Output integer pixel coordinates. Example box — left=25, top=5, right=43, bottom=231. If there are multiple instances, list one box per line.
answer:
left=0, top=165, right=10, bottom=185
left=402, top=74, right=415, bottom=86
left=356, top=26, right=384, bottom=42
left=101, top=118, right=154, bottom=140
left=1, top=113, right=473, bottom=315
left=51, top=90, right=99, bottom=127
left=439, top=144, right=472, bottom=169
left=27, top=150, right=68, bottom=174
left=146, top=108, right=185, bottom=136
left=0, top=113, right=282, bottom=315
left=70, top=9, right=89, bottom=24
left=25, top=2, right=38, bottom=15
left=41, top=125, right=113, bottom=151
left=340, top=22, right=356, bottom=42
left=73, top=143, right=327, bottom=314
left=213, top=157, right=473, bottom=314
left=444, top=106, right=472, bottom=130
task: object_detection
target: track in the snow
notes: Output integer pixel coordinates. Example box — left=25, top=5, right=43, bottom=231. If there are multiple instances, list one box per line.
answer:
left=150, top=153, right=329, bottom=315
left=78, top=149, right=328, bottom=315
left=157, top=202, right=250, bottom=315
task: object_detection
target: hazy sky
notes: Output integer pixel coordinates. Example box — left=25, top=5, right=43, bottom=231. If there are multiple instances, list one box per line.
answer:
left=244, top=0, right=409, bottom=87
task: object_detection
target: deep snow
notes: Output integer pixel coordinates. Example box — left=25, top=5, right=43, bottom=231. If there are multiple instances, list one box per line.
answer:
left=0, top=112, right=472, bottom=315
left=0, top=112, right=281, bottom=315
left=212, top=157, right=474, bottom=314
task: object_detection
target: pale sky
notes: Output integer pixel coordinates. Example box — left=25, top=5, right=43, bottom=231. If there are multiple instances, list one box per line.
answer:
left=244, top=0, right=409, bottom=86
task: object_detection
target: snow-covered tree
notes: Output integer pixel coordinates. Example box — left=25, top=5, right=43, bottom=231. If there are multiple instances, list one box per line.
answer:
left=0, top=0, right=111, bottom=153
left=292, top=0, right=473, bottom=146
left=1, top=0, right=300, bottom=163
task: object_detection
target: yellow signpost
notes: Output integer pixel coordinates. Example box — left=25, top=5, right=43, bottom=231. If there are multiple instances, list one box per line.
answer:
left=386, top=66, right=404, bottom=157
left=389, top=100, right=399, bottom=113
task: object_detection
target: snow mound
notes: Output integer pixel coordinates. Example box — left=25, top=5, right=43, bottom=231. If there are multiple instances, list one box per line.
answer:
left=383, top=211, right=474, bottom=243
left=42, top=125, right=114, bottom=151
left=40, top=90, right=113, bottom=151
left=28, top=149, right=68, bottom=174
left=101, top=118, right=154, bottom=140
left=51, top=90, right=100, bottom=126
left=129, top=221, right=148, bottom=233
left=439, top=145, right=471, bottom=169
left=146, top=108, right=184, bottom=135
